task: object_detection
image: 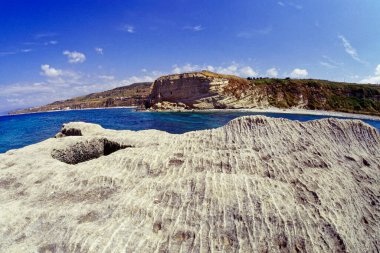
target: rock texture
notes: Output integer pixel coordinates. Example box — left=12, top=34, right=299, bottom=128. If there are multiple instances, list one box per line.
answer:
left=147, top=71, right=380, bottom=115
left=1, top=116, right=380, bottom=252
left=10, top=71, right=380, bottom=116
left=149, top=72, right=233, bottom=109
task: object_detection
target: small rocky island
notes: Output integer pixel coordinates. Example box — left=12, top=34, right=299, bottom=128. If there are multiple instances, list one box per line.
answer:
left=11, top=71, right=380, bottom=116
left=0, top=116, right=379, bottom=252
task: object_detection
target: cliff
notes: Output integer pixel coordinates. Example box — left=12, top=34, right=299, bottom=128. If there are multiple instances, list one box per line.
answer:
left=148, top=71, right=380, bottom=115
left=10, top=71, right=380, bottom=116
left=10, top=82, right=152, bottom=115
left=148, top=71, right=235, bottom=109
left=0, top=116, right=379, bottom=252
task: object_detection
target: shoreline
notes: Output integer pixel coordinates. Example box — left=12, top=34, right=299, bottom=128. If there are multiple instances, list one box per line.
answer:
left=147, top=107, right=380, bottom=121
left=2, top=106, right=138, bottom=117
left=194, top=107, right=380, bottom=121
left=3, top=106, right=380, bottom=121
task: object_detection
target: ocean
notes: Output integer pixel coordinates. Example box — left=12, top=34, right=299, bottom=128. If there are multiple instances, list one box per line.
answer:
left=1, top=108, right=379, bottom=153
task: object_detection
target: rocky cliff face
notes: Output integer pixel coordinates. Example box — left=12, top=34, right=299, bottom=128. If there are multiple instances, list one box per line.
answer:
left=147, top=71, right=380, bottom=115
left=9, top=71, right=380, bottom=115
left=147, top=71, right=286, bottom=110
left=149, top=71, right=231, bottom=109
left=1, top=116, right=379, bottom=252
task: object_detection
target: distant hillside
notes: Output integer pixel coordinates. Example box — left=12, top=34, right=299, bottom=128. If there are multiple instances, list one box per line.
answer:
left=148, top=71, right=380, bottom=116
left=246, top=78, right=380, bottom=115
left=10, top=71, right=380, bottom=116
left=10, top=82, right=152, bottom=115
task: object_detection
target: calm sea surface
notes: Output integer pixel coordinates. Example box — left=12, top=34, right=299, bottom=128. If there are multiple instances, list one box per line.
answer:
left=1, top=108, right=379, bottom=153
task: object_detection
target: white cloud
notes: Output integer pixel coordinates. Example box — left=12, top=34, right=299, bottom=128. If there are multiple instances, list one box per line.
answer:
left=360, top=64, right=380, bottom=84
left=320, top=62, right=336, bottom=69
left=0, top=48, right=34, bottom=57
left=172, top=63, right=258, bottom=77
left=361, top=76, right=380, bottom=84
left=290, top=68, right=308, bottom=78
left=40, top=64, right=62, bottom=77
left=23, top=40, right=58, bottom=46
left=218, top=64, right=239, bottom=74
left=34, top=33, right=57, bottom=40
left=44, top=40, right=58, bottom=45
left=0, top=51, right=17, bottom=56
left=40, top=64, right=82, bottom=86
left=20, top=49, right=33, bottom=53
left=237, top=26, right=273, bottom=38
left=121, top=25, right=135, bottom=33
left=118, top=70, right=163, bottom=86
left=240, top=66, right=258, bottom=77
left=184, top=25, right=204, bottom=32
left=63, top=50, right=86, bottom=63
left=121, top=76, right=156, bottom=85
left=95, top=47, right=103, bottom=55
left=172, top=64, right=201, bottom=74
left=0, top=68, right=161, bottom=114
left=288, top=2, right=303, bottom=9
left=266, top=68, right=278, bottom=77
left=278, top=1, right=302, bottom=9
left=338, top=35, right=366, bottom=64
left=320, top=55, right=342, bottom=69
left=98, top=75, right=115, bottom=81
left=376, top=65, right=380, bottom=76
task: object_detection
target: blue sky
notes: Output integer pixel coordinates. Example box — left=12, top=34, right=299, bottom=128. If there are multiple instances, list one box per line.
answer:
left=1, top=0, right=380, bottom=113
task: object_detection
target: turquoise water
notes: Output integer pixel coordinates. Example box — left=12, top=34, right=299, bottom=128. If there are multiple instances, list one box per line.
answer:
left=0, top=108, right=379, bottom=153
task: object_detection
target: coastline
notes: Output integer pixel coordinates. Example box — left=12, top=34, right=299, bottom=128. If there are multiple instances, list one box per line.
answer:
left=195, top=107, right=380, bottom=121
left=3, top=106, right=380, bottom=121
left=148, top=107, right=380, bottom=121
left=3, top=106, right=138, bottom=117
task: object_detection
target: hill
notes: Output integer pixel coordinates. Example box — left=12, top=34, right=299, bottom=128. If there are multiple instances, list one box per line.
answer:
left=148, top=71, right=380, bottom=116
left=10, top=71, right=380, bottom=116
left=10, top=82, right=152, bottom=115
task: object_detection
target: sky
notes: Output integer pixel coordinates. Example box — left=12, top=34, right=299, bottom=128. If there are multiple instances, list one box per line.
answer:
left=1, top=0, right=380, bottom=114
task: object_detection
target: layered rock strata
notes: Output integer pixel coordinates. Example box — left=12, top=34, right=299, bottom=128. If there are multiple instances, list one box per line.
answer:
left=148, top=72, right=232, bottom=109
left=0, top=116, right=379, bottom=252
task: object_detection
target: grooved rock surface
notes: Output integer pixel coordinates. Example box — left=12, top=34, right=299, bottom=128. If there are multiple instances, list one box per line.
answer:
left=0, top=116, right=379, bottom=252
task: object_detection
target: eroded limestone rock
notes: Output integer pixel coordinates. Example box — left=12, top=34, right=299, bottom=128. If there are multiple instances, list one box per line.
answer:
left=0, top=116, right=379, bottom=252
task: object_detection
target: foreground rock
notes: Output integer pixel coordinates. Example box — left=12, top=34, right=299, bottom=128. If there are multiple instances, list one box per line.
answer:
left=0, top=116, right=379, bottom=252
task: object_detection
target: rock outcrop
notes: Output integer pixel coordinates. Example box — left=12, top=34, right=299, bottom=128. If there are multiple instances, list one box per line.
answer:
left=149, top=71, right=234, bottom=109
left=0, top=116, right=379, bottom=252
left=148, top=71, right=264, bottom=110
left=147, top=71, right=380, bottom=115
left=10, top=71, right=380, bottom=116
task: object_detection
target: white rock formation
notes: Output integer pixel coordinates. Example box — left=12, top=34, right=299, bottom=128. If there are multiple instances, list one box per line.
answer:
left=0, top=116, right=379, bottom=252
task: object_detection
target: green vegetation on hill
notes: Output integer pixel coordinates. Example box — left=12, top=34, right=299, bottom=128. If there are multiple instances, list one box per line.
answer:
left=245, top=78, right=380, bottom=115
left=9, top=71, right=380, bottom=116
left=10, top=82, right=152, bottom=115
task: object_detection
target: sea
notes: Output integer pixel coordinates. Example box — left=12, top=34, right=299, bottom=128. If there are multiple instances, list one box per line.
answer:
left=1, top=108, right=379, bottom=153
